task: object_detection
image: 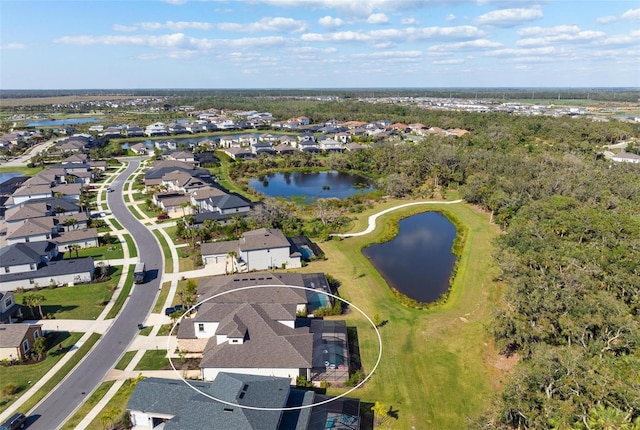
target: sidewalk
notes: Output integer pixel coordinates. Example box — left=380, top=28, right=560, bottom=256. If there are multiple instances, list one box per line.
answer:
left=0, top=158, right=198, bottom=428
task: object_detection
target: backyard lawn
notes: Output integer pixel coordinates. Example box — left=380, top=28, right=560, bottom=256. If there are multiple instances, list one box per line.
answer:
left=291, top=199, right=504, bottom=429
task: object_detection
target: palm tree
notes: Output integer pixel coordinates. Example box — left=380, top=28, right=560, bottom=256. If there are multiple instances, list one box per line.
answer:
left=23, top=294, right=46, bottom=319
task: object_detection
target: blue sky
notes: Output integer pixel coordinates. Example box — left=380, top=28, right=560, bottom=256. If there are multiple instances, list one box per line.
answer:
left=1, top=0, right=639, bottom=89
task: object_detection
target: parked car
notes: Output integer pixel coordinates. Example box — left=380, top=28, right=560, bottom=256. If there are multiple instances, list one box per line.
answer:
left=0, top=412, right=27, bottom=430
left=165, top=307, right=175, bottom=316
left=173, top=304, right=184, bottom=312
left=157, top=214, right=170, bottom=220
left=106, top=187, right=114, bottom=192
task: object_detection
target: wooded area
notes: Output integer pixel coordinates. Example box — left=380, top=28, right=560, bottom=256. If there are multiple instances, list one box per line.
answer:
left=216, top=101, right=639, bottom=429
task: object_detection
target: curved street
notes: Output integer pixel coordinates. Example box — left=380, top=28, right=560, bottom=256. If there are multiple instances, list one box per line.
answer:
left=28, top=159, right=164, bottom=430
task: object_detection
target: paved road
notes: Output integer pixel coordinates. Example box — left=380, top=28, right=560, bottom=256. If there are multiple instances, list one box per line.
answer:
left=0, top=139, right=55, bottom=167
left=28, top=159, right=164, bottom=430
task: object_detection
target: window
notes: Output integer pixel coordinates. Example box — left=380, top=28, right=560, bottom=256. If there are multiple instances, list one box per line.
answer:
left=29, top=279, right=35, bottom=285
left=198, top=323, right=204, bottom=332
left=22, top=339, right=29, bottom=353
left=231, top=339, right=239, bottom=343
left=4, top=297, right=12, bottom=307
left=25, top=237, right=30, bottom=243
left=34, top=330, right=40, bottom=339
left=4, top=267, right=9, bottom=273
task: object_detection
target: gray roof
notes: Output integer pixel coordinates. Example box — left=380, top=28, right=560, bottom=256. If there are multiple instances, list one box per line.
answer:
left=199, top=305, right=313, bottom=367
left=207, top=193, right=251, bottom=211
left=126, top=373, right=291, bottom=430
left=240, top=228, right=290, bottom=252
left=0, top=241, right=57, bottom=266
left=54, top=228, right=98, bottom=244
left=200, top=240, right=239, bottom=256
left=6, top=217, right=55, bottom=239
left=4, top=202, right=49, bottom=222
left=0, top=324, right=41, bottom=348
left=0, top=257, right=94, bottom=284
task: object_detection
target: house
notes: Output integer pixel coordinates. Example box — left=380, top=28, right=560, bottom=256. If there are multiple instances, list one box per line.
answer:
left=51, top=183, right=83, bottom=201
left=177, top=272, right=349, bottom=384
left=126, top=373, right=361, bottom=430
left=166, top=151, right=195, bottom=163
left=61, top=153, right=88, bottom=164
left=6, top=217, right=57, bottom=245
left=4, top=202, right=49, bottom=224
left=220, top=147, right=254, bottom=160
left=54, top=212, right=89, bottom=232
left=168, top=123, right=188, bottom=135
left=318, top=138, right=344, bottom=153
left=8, top=183, right=53, bottom=205
left=145, top=122, right=169, bottom=137
left=250, top=141, right=274, bottom=155
left=0, top=292, right=23, bottom=324
left=130, top=143, right=149, bottom=156
left=54, top=228, right=99, bottom=253
left=219, top=136, right=240, bottom=148
left=0, top=240, right=94, bottom=291
left=200, top=228, right=302, bottom=272
left=125, top=125, right=145, bottom=138
left=0, top=324, right=43, bottom=361
left=161, top=171, right=206, bottom=193
left=272, top=144, right=295, bottom=155
left=239, top=135, right=257, bottom=146
left=153, top=193, right=193, bottom=218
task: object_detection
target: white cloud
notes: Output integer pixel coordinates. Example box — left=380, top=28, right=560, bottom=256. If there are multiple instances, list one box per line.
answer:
left=0, top=43, right=26, bottom=50
left=318, top=16, right=346, bottom=29
left=445, top=14, right=456, bottom=22
left=253, top=0, right=427, bottom=18
left=432, top=59, right=464, bottom=65
left=302, top=25, right=484, bottom=44
left=518, top=25, right=580, bottom=36
left=374, top=41, right=395, bottom=49
left=428, top=38, right=502, bottom=51
left=475, top=7, right=543, bottom=27
left=621, top=8, right=640, bottom=22
left=402, top=17, right=419, bottom=25
left=596, top=16, right=617, bottom=24
left=138, top=21, right=214, bottom=31
left=113, top=24, right=137, bottom=32
left=352, top=50, right=422, bottom=59
left=367, top=13, right=390, bottom=24
left=217, top=17, right=307, bottom=33
left=516, top=30, right=606, bottom=47
left=487, top=46, right=557, bottom=56
left=597, top=29, right=640, bottom=46
left=160, top=0, right=186, bottom=4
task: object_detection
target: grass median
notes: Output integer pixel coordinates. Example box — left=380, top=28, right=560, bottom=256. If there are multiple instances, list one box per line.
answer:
left=152, top=230, right=173, bottom=274
left=122, top=233, right=138, bottom=258
left=105, top=265, right=135, bottom=319
left=60, top=380, right=115, bottom=430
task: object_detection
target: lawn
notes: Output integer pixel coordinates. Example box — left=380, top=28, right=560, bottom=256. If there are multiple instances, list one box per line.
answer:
left=111, top=219, right=123, bottom=231
left=114, top=351, right=137, bottom=371
left=105, top=265, right=135, bottom=319
left=63, top=243, right=124, bottom=261
left=290, top=199, right=504, bottom=429
left=122, top=233, right=137, bottom=258
left=134, top=349, right=169, bottom=370
left=15, top=266, right=122, bottom=320
left=60, top=380, right=115, bottom=430
left=0, top=332, right=83, bottom=413
left=86, top=378, right=139, bottom=430
left=152, top=282, right=171, bottom=313
left=153, top=230, right=173, bottom=274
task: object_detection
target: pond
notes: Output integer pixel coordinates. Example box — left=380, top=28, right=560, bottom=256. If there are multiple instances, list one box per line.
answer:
left=26, top=117, right=102, bottom=127
left=362, top=211, right=457, bottom=303
left=248, top=171, right=375, bottom=203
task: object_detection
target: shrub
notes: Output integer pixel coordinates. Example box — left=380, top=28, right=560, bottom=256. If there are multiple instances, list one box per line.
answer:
left=345, top=369, right=365, bottom=387
left=3, top=383, right=19, bottom=396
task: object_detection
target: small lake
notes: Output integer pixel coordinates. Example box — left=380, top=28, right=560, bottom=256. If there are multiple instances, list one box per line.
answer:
left=248, top=171, right=375, bottom=202
left=362, top=211, right=457, bottom=303
left=26, top=117, right=102, bottom=127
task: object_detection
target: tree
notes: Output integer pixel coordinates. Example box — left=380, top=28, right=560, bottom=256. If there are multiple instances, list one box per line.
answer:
left=32, top=336, right=47, bottom=360
left=23, top=294, right=46, bottom=319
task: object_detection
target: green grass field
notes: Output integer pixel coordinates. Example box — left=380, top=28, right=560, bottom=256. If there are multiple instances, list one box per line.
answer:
left=153, top=231, right=173, bottom=273
left=152, top=282, right=171, bottom=313
left=114, top=351, right=137, bottom=371
left=15, top=267, right=122, bottom=320
left=134, top=349, right=169, bottom=370
left=291, top=199, right=504, bottom=428
left=60, top=380, right=115, bottom=430
left=122, top=233, right=137, bottom=258
left=63, top=243, right=124, bottom=261
left=105, top=265, right=135, bottom=319
left=0, top=332, right=83, bottom=413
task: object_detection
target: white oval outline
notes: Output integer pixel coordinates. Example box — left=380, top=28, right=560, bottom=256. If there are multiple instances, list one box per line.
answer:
left=166, top=284, right=383, bottom=411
